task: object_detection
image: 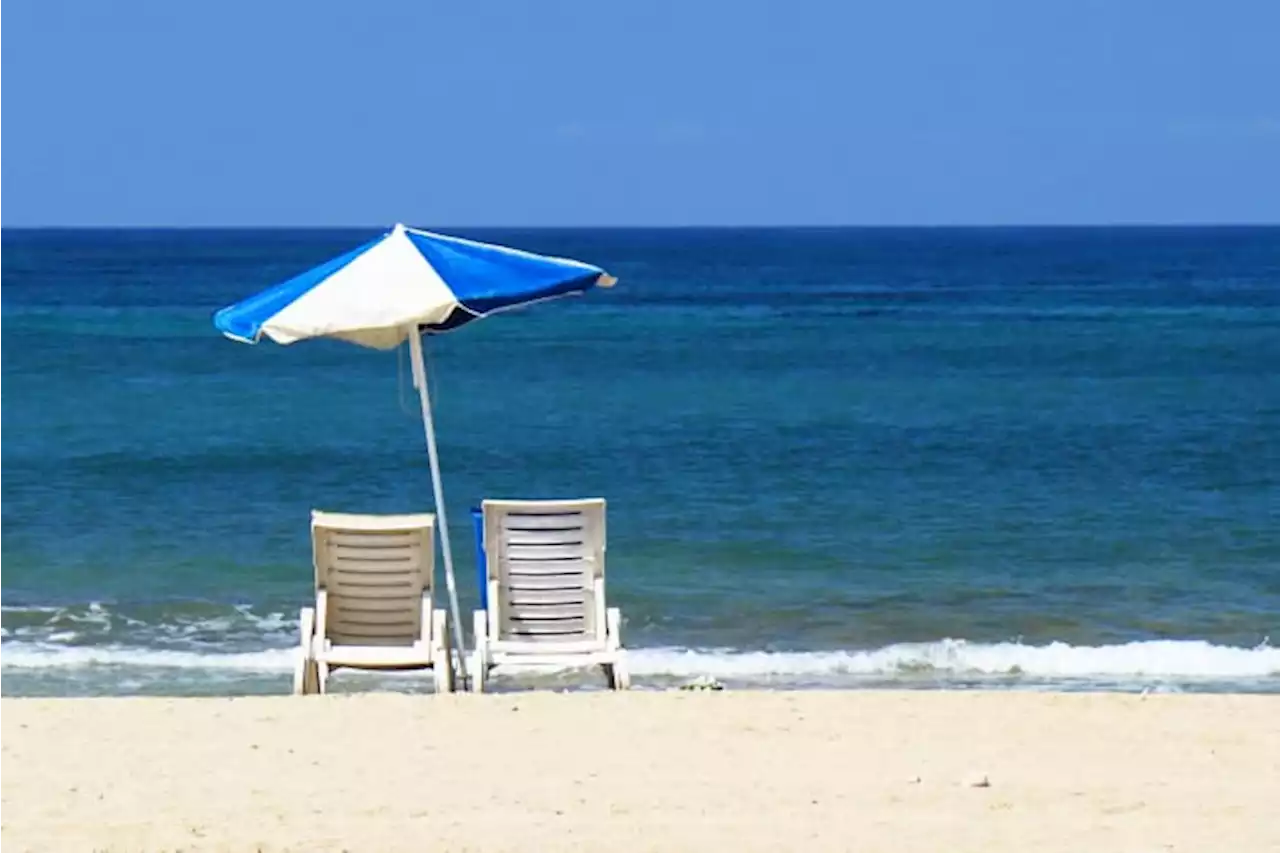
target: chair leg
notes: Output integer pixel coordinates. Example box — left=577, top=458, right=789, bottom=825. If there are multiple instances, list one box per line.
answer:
left=603, top=658, right=631, bottom=690
left=293, top=655, right=308, bottom=695
left=604, top=607, right=630, bottom=689
left=294, top=656, right=320, bottom=695
left=470, top=610, right=489, bottom=693
left=613, top=656, right=631, bottom=690
left=295, top=607, right=317, bottom=695
left=432, top=609, right=452, bottom=694
left=434, top=662, right=451, bottom=694
left=316, top=662, right=330, bottom=695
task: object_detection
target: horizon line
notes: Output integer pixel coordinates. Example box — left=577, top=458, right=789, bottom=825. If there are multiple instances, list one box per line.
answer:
left=3, top=221, right=1280, bottom=231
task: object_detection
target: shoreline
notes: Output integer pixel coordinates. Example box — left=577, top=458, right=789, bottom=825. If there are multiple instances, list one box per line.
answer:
left=4, top=633, right=1279, bottom=698
left=5, top=679, right=1280, bottom=698
left=5, top=690, right=1279, bottom=852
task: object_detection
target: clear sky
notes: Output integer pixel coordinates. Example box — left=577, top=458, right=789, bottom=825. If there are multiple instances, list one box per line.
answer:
left=3, top=0, right=1278, bottom=226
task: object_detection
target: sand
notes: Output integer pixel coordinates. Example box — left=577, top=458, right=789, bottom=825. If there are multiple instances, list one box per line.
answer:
left=2, top=690, right=1278, bottom=852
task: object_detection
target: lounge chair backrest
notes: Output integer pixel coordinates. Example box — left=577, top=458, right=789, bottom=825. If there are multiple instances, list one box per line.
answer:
left=311, top=511, right=435, bottom=647
left=483, top=499, right=606, bottom=644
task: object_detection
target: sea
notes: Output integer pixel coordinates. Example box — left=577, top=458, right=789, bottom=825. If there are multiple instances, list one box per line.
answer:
left=2, top=226, right=1278, bottom=696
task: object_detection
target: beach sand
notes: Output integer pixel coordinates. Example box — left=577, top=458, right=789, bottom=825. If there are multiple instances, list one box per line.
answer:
left=3, top=690, right=1278, bottom=852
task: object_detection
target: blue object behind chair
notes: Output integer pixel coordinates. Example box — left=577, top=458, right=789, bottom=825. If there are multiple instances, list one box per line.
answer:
left=471, top=507, right=488, bottom=609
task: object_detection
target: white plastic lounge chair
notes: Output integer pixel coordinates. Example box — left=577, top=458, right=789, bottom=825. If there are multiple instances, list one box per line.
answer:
left=470, top=498, right=629, bottom=691
left=294, top=511, right=451, bottom=695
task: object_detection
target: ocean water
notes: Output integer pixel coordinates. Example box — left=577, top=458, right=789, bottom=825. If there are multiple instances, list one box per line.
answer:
left=2, top=227, right=1278, bottom=696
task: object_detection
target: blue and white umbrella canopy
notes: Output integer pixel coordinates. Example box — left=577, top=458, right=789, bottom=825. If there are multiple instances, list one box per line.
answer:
left=213, top=224, right=617, bottom=689
left=214, top=222, right=615, bottom=350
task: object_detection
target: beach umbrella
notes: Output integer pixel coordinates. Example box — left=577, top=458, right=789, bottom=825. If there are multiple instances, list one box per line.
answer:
left=213, top=223, right=616, bottom=688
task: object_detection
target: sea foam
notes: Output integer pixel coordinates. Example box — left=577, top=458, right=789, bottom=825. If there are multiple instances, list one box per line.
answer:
left=2, top=637, right=1276, bottom=688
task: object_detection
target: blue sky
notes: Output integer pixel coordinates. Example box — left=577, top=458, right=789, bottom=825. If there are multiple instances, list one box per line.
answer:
left=3, top=0, right=1278, bottom=226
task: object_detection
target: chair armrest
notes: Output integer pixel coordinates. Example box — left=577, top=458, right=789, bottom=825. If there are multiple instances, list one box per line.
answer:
left=593, top=577, right=608, bottom=641
left=299, top=606, right=316, bottom=648
left=607, top=606, right=623, bottom=650
left=486, top=579, right=501, bottom=638
left=433, top=609, right=449, bottom=654
left=420, top=591, right=434, bottom=644
left=315, top=589, right=328, bottom=646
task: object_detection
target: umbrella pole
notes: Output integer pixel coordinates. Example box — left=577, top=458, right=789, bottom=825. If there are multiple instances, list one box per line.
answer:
left=408, top=329, right=469, bottom=690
